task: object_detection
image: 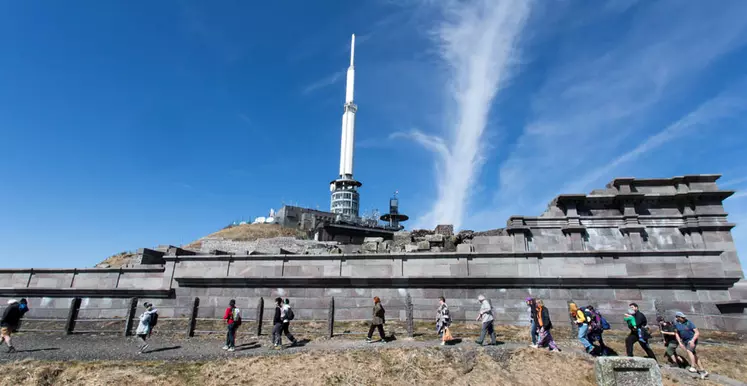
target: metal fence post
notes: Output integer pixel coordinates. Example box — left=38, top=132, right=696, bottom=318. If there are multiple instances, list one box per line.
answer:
left=406, top=292, right=414, bottom=337
left=65, top=297, right=82, bottom=335
left=327, top=297, right=335, bottom=338
left=123, top=297, right=138, bottom=337
left=187, top=297, right=200, bottom=338
left=255, top=297, right=264, bottom=336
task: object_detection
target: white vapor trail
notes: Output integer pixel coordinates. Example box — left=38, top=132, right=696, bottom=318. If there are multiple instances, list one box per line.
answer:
left=410, top=0, right=531, bottom=229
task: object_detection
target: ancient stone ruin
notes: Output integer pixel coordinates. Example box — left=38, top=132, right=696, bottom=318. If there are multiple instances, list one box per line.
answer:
left=1, top=175, right=745, bottom=331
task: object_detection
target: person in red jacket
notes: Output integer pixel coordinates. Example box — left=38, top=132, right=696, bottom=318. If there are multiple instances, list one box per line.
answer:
left=222, top=299, right=241, bottom=352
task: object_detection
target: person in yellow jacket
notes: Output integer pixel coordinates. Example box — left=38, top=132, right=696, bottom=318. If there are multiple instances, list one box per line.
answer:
left=569, top=303, right=593, bottom=353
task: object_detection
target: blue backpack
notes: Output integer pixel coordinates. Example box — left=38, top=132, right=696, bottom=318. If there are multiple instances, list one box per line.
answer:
left=600, top=315, right=611, bottom=330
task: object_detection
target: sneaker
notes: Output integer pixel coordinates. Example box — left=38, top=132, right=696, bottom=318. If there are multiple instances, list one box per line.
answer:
left=441, top=341, right=446, bottom=346
left=273, top=345, right=282, bottom=350
left=289, top=341, right=298, bottom=347
left=222, top=345, right=229, bottom=350
left=688, top=367, right=698, bottom=373
left=700, top=371, right=709, bottom=379
left=474, top=340, right=483, bottom=345
left=551, top=348, right=560, bottom=352
left=227, top=347, right=235, bottom=352
left=365, top=338, right=373, bottom=343
left=529, top=344, right=538, bottom=348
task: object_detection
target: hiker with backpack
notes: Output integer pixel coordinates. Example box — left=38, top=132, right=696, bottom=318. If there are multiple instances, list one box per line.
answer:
left=624, top=303, right=657, bottom=361
left=366, top=296, right=386, bottom=343
left=474, top=295, right=496, bottom=346
left=223, top=299, right=241, bottom=352
left=1, top=299, right=29, bottom=354
left=534, top=299, right=560, bottom=352
left=569, top=303, right=594, bottom=354
left=585, top=305, right=610, bottom=356
left=657, top=315, right=685, bottom=368
left=135, top=302, right=158, bottom=353
left=526, top=298, right=539, bottom=348
left=272, top=297, right=285, bottom=349
left=281, top=298, right=298, bottom=347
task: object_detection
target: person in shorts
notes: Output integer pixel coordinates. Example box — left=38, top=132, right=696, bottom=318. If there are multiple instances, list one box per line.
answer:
left=674, top=312, right=708, bottom=378
left=657, top=316, right=683, bottom=367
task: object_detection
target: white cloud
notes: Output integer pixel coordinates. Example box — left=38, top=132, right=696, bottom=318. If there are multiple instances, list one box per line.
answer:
left=402, top=0, right=531, bottom=229
left=720, top=177, right=747, bottom=189
left=302, top=69, right=346, bottom=95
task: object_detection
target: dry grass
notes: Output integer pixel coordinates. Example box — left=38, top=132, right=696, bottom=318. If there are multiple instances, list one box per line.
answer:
left=96, top=251, right=137, bottom=268
left=185, top=224, right=306, bottom=249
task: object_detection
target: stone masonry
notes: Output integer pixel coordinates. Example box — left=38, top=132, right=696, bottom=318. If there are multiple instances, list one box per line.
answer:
left=1, top=175, right=745, bottom=331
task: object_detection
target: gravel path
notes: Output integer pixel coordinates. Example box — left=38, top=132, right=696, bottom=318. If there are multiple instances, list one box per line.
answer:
left=0, top=333, right=526, bottom=362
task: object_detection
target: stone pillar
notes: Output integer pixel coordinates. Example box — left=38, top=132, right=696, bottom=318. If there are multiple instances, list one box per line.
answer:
left=255, top=297, right=264, bottom=336
left=123, top=297, right=138, bottom=337
left=187, top=297, right=200, bottom=338
left=406, top=293, right=414, bottom=338
left=507, top=216, right=532, bottom=252
left=65, top=297, right=82, bottom=335
left=327, top=297, right=335, bottom=338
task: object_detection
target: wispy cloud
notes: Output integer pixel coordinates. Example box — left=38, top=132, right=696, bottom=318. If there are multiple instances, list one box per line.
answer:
left=720, top=176, right=747, bottom=188
left=302, top=69, right=346, bottom=95
left=401, top=0, right=531, bottom=229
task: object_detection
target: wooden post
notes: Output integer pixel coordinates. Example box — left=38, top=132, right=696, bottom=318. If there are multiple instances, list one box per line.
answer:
left=65, top=297, right=82, bottom=335
left=327, top=297, right=335, bottom=338
left=123, top=297, right=138, bottom=337
left=187, top=297, right=200, bottom=338
left=406, top=293, right=414, bottom=337
left=255, top=297, right=264, bottom=336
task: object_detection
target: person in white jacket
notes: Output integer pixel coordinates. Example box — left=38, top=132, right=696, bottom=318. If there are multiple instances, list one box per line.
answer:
left=135, top=302, right=158, bottom=353
left=475, top=295, right=496, bottom=346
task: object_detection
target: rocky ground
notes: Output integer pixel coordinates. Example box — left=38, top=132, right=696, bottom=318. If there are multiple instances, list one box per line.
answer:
left=1, top=325, right=746, bottom=386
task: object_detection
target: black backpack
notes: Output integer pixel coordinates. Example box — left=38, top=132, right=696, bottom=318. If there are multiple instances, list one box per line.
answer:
left=149, top=312, right=159, bottom=328
left=286, top=307, right=295, bottom=321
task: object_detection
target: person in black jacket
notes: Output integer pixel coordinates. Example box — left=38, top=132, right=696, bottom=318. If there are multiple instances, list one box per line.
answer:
left=1, top=299, right=29, bottom=353
left=625, top=303, right=657, bottom=361
left=271, top=297, right=284, bottom=350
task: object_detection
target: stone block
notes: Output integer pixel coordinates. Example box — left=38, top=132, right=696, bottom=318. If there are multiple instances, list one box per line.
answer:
left=425, top=234, right=444, bottom=243
left=404, top=244, right=419, bottom=253
left=434, top=224, right=454, bottom=236
left=430, top=246, right=442, bottom=253
left=417, top=241, right=430, bottom=250
left=364, top=237, right=384, bottom=243
left=361, top=242, right=379, bottom=253
left=594, top=357, right=662, bottom=386
left=456, top=244, right=474, bottom=253
left=378, top=240, right=392, bottom=253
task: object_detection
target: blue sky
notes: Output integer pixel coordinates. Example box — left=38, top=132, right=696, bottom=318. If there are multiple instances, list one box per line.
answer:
left=1, top=0, right=746, bottom=269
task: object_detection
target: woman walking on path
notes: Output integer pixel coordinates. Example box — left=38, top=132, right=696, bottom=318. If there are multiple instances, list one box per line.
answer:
left=135, top=302, right=158, bottom=354
left=526, top=298, right=538, bottom=348
left=436, top=296, right=451, bottom=345
left=535, top=299, right=560, bottom=352
left=366, top=297, right=386, bottom=343
left=570, top=303, right=593, bottom=354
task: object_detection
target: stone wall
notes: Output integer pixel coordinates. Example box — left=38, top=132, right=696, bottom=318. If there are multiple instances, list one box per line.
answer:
left=1, top=174, right=745, bottom=332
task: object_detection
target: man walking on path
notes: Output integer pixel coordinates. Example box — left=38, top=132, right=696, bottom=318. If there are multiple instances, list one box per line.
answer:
left=657, top=315, right=684, bottom=367
left=281, top=298, right=298, bottom=347
left=474, top=295, right=496, bottom=346
left=1, top=299, right=29, bottom=353
left=366, top=297, right=386, bottom=343
left=222, top=299, right=240, bottom=352
left=625, top=303, right=657, bottom=361
left=272, top=297, right=285, bottom=349
left=675, top=312, right=708, bottom=378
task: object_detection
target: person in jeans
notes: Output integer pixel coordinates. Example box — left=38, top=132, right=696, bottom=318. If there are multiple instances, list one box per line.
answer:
left=657, top=315, right=684, bottom=367
left=474, top=295, right=496, bottom=346
left=569, top=303, right=593, bottom=354
left=534, top=299, right=560, bottom=352
left=526, top=298, right=538, bottom=348
left=222, top=299, right=239, bottom=352
left=624, top=303, right=657, bottom=361
left=366, top=297, right=386, bottom=343
left=281, top=298, right=298, bottom=347
left=272, top=297, right=285, bottom=349
left=675, top=312, right=708, bottom=378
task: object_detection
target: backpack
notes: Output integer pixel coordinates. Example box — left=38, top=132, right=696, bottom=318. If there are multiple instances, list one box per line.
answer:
left=149, top=312, right=159, bottom=328
left=233, top=308, right=242, bottom=327
left=286, top=307, right=295, bottom=321
left=600, top=315, right=611, bottom=330
left=582, top=308, right=593, bottom=323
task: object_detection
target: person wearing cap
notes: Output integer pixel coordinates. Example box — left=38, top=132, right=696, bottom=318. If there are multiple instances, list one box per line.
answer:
left=657, top=315, right=684, bottom=368
left=223, top=299, right=240, bottom=352
left=674, top=312, right=708, bottom=378
left=135, top=302, right=158, bottom=353
left=526, top=297, right=538, bottom=348
left=475, top=295, right=496, bottom=346
left=1, top=299, right=29, bottom=353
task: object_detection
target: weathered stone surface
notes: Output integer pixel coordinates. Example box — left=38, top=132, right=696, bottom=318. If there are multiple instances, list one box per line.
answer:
left=425, top=234, right=444, bottom=243
left=361, top=242, right=379, bottom=253
left=364, top=237, right=384, bottom=243
left=404, top=244, right=419, bottom=253
left=416, top=241, right=430, bottom=250
left=434, top=224, right=454, bottom=236
left=456, top=244, right=474, bottom=253
left=595, top=357, right=662, bottom=386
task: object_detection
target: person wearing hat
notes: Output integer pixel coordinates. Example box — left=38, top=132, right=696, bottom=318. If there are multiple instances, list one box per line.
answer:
left=1, top=299, right=29, bottom=353
left=657, top=315, right=684, bottom=368
left=674, top=312, right=708, bottom=378
left=135, top=302, right=158, bottom=353
left=475, top=295, right=496, bottom=346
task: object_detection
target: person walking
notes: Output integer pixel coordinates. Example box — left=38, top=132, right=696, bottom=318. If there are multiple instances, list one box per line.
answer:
left=135, top=302, right=158, bottom=353
left=534, top=299, right=560, bottom=352
left=474, top=295, right=496, bottom=346
left=1, top=299, right=29, bottom=353
left=674, top=312, right=708, bottom=378
left=526, top=298, right=538, bottom=348
left=272, top=297, right=285, bottom=349
left=222, top=299, right=241, bottom=352
left=657, top=315, right=684, bottom=368
left=585, top=305, right=609, bottom=356
left=436, top=296, right=451, bottom=345
left=281, top=298, right=298, bottom=347
left=624, top=303, right=657, bottom=361
left=366, top=297, right=386, bottom=343
left=570, top=303, right=594, bottom=354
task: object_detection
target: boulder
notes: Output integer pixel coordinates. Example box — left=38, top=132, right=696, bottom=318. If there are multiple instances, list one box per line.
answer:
left=378, top=240, right=393, bottom=253
left=594, top=357, right=662, bottom=386
left=443, top=236, right=457, bottom=252
left=361, top=242, right=379, bottom=253
left=416, top=241, right=430, bottom=251
left=425, top=234, right=444, bottom=243
left=434, top=224, right=454, bottom=236
left=404, top=244, right=419, bottom=253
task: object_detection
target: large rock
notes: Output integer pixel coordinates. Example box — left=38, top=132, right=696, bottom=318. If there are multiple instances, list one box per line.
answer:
left=404, top=244, right=419, bottom=253
left=416, top=241, right=431, bottom=251
left=434, top=224, right=454, bottom=236
left=361, top=242, right=379, bottom=253
left=595, top=357, right=662, bottom=386
left=378, top=240, right=393, bottom=253
left=425, top=234, right=444, bottom=243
